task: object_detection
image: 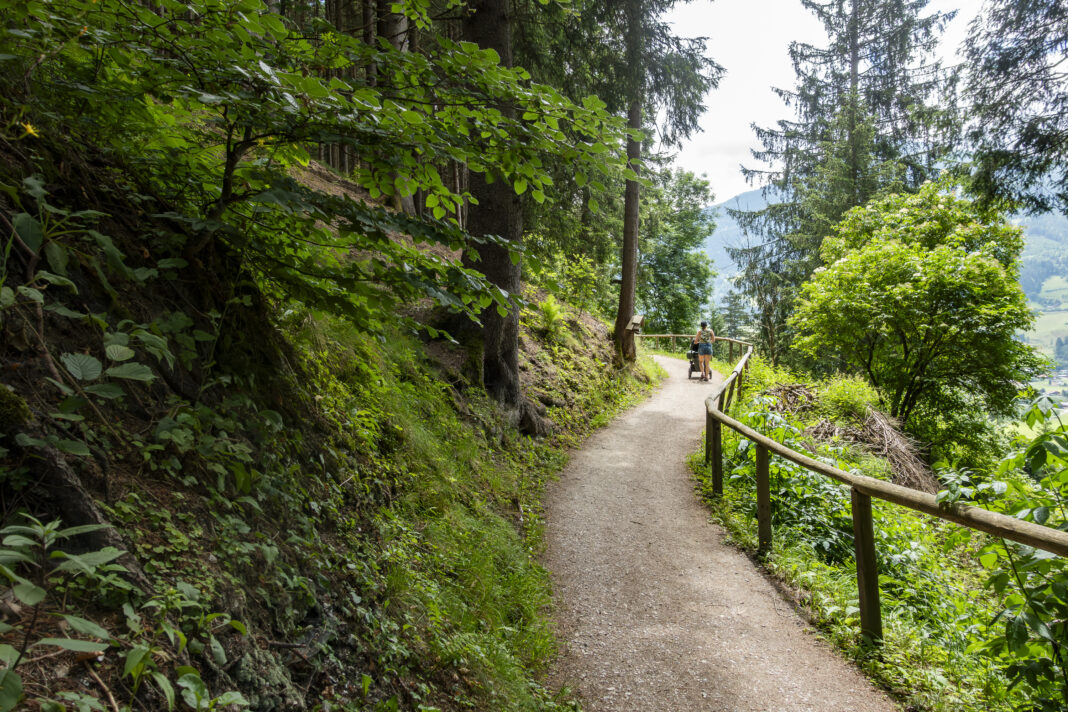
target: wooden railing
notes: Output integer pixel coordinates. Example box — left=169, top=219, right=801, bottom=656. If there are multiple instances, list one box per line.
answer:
left=702, top=340, right=1068, bottom=645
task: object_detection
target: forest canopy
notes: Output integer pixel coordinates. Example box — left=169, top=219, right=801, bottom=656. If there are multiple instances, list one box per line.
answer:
left=1, top=0, right=636, bottom=335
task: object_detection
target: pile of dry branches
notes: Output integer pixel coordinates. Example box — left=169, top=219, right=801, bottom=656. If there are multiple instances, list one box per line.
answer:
left=763, top=383, right=939, bottom=493
left=764, top=383, right=818, bottom=414
left=805, top=409, right=938, bottom=493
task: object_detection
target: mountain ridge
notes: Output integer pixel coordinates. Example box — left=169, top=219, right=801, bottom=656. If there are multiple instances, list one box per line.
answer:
left=703, top=187, right=1068, bottom=306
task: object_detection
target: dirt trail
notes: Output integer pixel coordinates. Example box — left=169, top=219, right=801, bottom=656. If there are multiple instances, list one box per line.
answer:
left=542, top=356, right=899, bottom=712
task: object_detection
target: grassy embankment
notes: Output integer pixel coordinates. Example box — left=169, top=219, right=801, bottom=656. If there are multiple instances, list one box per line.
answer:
left=689, top=357, right=1038, bottom=712
left=1, top=262, right=660, bottom=711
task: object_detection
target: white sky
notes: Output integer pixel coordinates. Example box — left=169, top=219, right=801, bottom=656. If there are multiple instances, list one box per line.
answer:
left=661, top=0, right=983, bottom=201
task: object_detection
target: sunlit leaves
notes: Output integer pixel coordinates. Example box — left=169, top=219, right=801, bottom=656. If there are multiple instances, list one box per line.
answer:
left=967, top=400, right=1068, bottom=708
left=790, top=183, right=1044, bottom=425
left=2, top=0, right=628, bottom=336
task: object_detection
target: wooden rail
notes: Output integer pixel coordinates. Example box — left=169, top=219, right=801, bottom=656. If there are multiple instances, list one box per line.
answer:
left=703, top=340, right=1068, bottom=645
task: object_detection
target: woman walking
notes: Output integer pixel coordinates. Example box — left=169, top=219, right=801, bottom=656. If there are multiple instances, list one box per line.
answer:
left=693, top=320, right=715, bottom=382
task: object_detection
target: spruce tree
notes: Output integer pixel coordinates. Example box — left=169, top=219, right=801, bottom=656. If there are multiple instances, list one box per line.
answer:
left=964, top=0, right=1068, bottom=214
left=721, top=289, right=750, bottom=340
left=730, top=0, right=959, bottom=363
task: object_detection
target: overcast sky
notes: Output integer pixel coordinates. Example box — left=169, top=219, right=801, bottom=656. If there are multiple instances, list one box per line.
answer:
left=661, top=0, right=983, bottom=202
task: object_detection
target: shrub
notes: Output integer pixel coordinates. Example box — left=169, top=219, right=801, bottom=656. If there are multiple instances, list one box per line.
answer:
left=693, top=370, right=1028, bottom=712
left=538, top=295, right=565, bottom=341
left=818, top=374, right=882, bottom=423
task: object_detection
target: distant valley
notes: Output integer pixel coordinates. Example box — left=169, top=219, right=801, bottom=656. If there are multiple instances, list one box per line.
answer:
left=703, top=188, right=1068, bottom=359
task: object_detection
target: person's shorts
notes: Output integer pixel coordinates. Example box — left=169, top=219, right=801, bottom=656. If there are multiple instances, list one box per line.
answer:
left=698, top=343, right=713, bottom=356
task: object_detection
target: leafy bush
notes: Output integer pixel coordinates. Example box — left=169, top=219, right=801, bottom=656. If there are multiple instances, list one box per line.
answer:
left=526, top=253, right=610, bottom=320
left=538, top=295, right=566, bottom=341
left=937, top=399, right=1068, bottom=711
left=818, top=374, right=882, bottom=422
left=908, top=393, right=1013, bottom=472
left=0, top=516, right=247, bottom=712
left=790, top=183, right=1044, bottom=430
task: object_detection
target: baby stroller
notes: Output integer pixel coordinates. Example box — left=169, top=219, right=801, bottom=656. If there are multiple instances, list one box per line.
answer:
left=687, top=340, right=700, bottom=380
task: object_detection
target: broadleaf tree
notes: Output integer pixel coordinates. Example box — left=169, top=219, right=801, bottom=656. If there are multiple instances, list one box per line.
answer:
left=635, top=168, right=716, bottom=334
left=1, top=0, right=630, bottom=350
left=789, top=183, right=1044, bottom=434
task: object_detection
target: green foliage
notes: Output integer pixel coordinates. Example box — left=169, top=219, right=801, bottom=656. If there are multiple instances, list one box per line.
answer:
left=0, top=0, right=677, bottom=709
left=635, top=168, right=717, bottom=334
left=936, top=399, right=1068, bottom=710
left=0, top=387, right=30, bottom=433
left=727, top=405, right=859, bottom=564
left=719, top=289, right=753, bottom=342
left=527, top=252, right=615, bottom=321
left=908, top=395, right=1013, bottom=473
left=730, top=0, right=958, bottom=363
left=514, top=0, right=722, bottom=333
left=0, top=515, right=245, bottom=711
left=964, top=0, right=1068, bottom=214
left=3, top=282, right=653, bottom=710
left=537, top=295, right=566, bottom=341
left=789, top=93, right=907, bottom=280
left=324, top=315, right=654, bottom=709
left=790, top=182, right=1045, bottom=432
left=1, top=0, right=630, bottom=336
left=692, top=362, right=1042, bottom=712
left=817, top=374, right=882, bottom=423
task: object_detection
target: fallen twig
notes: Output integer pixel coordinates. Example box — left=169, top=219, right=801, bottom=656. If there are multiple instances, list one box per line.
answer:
left=84, top=660, right=121, bottom=712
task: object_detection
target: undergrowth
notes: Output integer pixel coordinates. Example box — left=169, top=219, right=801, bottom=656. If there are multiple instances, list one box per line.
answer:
left=690, top=356, right=1052, bottom=712
left=0, top=0, right=664, bottom=706
left=1, top=273, right=658, bottom=711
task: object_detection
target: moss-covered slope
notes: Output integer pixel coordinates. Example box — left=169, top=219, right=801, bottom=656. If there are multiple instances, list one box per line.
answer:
left=0, top=157, right=657, bottom=711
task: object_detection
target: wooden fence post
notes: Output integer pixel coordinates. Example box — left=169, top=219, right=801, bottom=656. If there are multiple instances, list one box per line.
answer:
left=851, top=487, right=883, bottom=645
left=711, top=418, right=722, bottom=495
left=704, top=409, right=713, bottom=464
left=672, top=335, right=676, bottom=351
left=729, top=341, right=734, bottom=362
left=756, top=443, right=771, bottom=556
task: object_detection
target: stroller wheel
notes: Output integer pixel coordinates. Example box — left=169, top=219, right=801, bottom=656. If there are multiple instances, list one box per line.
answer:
left=688, top=365, right=694, bottom=380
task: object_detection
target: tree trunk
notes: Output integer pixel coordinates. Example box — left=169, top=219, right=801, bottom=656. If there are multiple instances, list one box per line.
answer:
left=377, top=0, right=409, bottom=51
left=848, top=0, right=860, bottom=206
left=377, top=0, right=417, bottom=213
left=613, top=0, right=643, bottom=363
left=363, top=0, right=376, bottom=85
left=613, top=100, right=641, bottom=363
left=462, top=0, right=523, bottom=409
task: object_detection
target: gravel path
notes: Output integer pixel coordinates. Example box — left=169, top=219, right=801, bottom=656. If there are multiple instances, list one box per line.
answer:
left=542, top=356, right=899, bottom=712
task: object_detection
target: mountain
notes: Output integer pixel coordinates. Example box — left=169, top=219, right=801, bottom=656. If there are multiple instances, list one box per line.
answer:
left=1013, top=212, right=1068, bottom=304
left=703, top=187, right=774, bottom=299
left=702, top=187, right=1068, bottom=309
